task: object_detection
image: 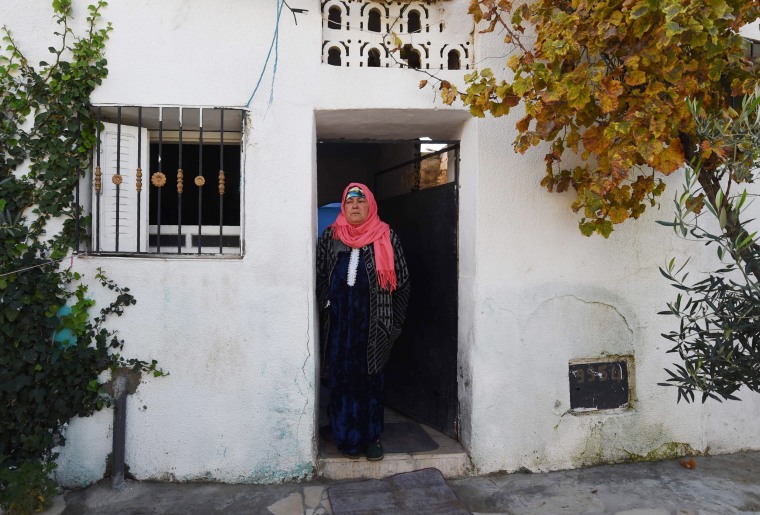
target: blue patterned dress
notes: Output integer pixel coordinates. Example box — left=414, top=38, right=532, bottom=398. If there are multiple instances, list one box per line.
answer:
left=327, top=250, right=385, bottom=455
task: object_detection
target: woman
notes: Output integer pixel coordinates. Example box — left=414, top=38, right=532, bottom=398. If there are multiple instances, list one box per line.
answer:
left=316, top=183, right=410, bottom=461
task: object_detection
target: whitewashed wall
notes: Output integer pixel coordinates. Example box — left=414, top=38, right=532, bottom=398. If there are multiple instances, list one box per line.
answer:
left=3, top=0, right=758, bottom=487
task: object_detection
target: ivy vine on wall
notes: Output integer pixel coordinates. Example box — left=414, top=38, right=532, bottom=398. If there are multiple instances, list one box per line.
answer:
left=0, top=1, right=162, bottom=509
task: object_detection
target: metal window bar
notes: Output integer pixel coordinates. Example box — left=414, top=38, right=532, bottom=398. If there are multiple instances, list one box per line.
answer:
left=95, top=107, right=102, bottom=251
left=373, top=142, right=460, bottom=194
left=177, top=107, right=183, bottom=254
left=454, top=144, right=460, bottom=188
left=413, top=141, right=421, bottom=191
left=75, top=113, right=80, bottom=254
left=219, top=109, right=224, bottom=254
left=115, top=106, right=122, bottom=252
left=137, top=106, right=143, bottom=252
left=197, top=109, right=203, bottom=255
left=157, top=107, right=163, bottom=253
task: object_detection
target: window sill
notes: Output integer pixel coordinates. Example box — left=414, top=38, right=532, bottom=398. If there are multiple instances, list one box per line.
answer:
left=76, top=252, right=243, bottom=260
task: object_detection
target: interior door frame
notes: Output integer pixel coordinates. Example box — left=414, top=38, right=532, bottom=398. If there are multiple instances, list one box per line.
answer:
left=315, top=138, right=462, bottom=440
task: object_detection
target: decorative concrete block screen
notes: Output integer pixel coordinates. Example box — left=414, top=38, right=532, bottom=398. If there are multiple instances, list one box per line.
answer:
left=321, top=1, right=473, bottom=70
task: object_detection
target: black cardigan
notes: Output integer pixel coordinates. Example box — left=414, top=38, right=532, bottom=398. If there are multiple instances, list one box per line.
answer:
left=316, top=227, right=411, bottom=374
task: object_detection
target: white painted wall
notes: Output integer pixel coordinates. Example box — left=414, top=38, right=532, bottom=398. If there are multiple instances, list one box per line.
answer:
left=3, top=0, right=758, bottom=486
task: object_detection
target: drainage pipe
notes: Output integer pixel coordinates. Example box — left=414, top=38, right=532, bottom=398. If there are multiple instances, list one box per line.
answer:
left=111, top=373, right=128, bottom=491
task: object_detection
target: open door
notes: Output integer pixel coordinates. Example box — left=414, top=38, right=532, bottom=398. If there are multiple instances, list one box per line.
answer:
left=316, top=139, right=460, bottom=442
left=378, top=154, right=459, bottom=439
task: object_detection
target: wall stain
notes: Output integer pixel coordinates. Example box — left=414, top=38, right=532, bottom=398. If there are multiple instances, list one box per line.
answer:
left=622, top=442, right=701, bottom=463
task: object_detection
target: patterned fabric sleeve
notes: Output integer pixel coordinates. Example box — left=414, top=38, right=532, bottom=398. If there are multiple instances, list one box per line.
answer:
left=390, top=229, right=411, bottom=339
left=316, top=227, right=333, bottom=309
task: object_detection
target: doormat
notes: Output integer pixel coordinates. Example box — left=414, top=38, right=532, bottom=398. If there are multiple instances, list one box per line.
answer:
left=320, top=422, right=440, bottom=454
left=327, top=467, right=470, bottom=515
left=382, top=422, right=439, bottom=453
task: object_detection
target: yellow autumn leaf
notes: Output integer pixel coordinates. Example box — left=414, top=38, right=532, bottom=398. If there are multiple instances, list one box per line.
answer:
left=491, top=101, right=513, bottom=117
left=567, top=128, right=580, bottom=151
left=507, top=54, right=520, bottom=71
left=608, top=206, right=630, bottom=224
left=652, top=138, right=685, bottom=175
left=470, top=103, right=486, bottom=118
left=582, top=126, right=608, bottom=154
left=625, top=70, right=647, bottom=86
left=516, top=115, right=531, bottom=133
left=468, top=0, right=483, bottom=23
left=599, top=93, right=618, bottom=113
left=543, top=82, right=566, bottom=102
left=685, top=194, right=705, bottom=214
left=645, top=81, right=666, bottom=96
left=598, top=78, right=624, bottom=114
left=636, top=137, right=661, bottom=163
left=623, top=54, right=640, bottom=67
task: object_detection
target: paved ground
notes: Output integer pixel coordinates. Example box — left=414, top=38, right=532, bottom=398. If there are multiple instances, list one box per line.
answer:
left=42, top=451, right=760, bottom=515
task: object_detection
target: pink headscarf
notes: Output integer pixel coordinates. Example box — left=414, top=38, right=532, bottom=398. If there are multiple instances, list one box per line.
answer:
left=331, top=182, right=397, bottom=292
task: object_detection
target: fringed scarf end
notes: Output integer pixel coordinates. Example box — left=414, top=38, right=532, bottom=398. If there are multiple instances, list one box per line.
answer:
left=377, top=270, right=397, bottom=292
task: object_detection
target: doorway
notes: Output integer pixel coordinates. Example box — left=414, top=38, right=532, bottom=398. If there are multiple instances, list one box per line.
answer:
left=316, top=138, right=460, bottom=444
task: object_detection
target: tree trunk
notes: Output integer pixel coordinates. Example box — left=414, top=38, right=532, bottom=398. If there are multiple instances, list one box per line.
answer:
left=679, top=131, right=760, bottom=284
left=696, top=168, right=760, bottom=284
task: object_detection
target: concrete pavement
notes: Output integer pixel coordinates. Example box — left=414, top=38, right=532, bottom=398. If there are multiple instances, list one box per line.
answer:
left=42, top=451, right=760, bottom=515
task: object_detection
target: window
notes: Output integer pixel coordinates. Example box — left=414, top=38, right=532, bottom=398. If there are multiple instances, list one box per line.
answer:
left=89, top=106, right=244, bottom=255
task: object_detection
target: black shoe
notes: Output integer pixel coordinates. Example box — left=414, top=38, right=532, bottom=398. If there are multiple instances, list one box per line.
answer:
left=342, top=450, right=361, bottom=460
left=366, top=440, right=384, bottom=461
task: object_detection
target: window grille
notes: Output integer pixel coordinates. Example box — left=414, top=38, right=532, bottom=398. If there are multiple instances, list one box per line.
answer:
left=373, top=141, right=460, bottom=200
left=84, top=106, right=244, bottom=256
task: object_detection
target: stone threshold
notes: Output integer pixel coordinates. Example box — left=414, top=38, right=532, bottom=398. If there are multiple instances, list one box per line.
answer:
left=316, top=420, right=472, bottom=480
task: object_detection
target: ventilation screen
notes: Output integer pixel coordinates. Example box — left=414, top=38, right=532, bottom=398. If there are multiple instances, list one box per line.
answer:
left=569, top=359, right=630, bottom=411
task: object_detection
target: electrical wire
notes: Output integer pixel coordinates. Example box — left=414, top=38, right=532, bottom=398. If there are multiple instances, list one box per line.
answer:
left=0, top=256, right=68, bottom=278
left=246, top=0, right=286, bottom=108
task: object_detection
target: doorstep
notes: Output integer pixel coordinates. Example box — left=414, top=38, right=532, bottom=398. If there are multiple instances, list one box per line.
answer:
left=317, top=421, right=472, bottom=480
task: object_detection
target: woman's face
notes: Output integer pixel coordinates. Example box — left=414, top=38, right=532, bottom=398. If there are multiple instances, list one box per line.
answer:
left=345, top=196, right=369, bottom=226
